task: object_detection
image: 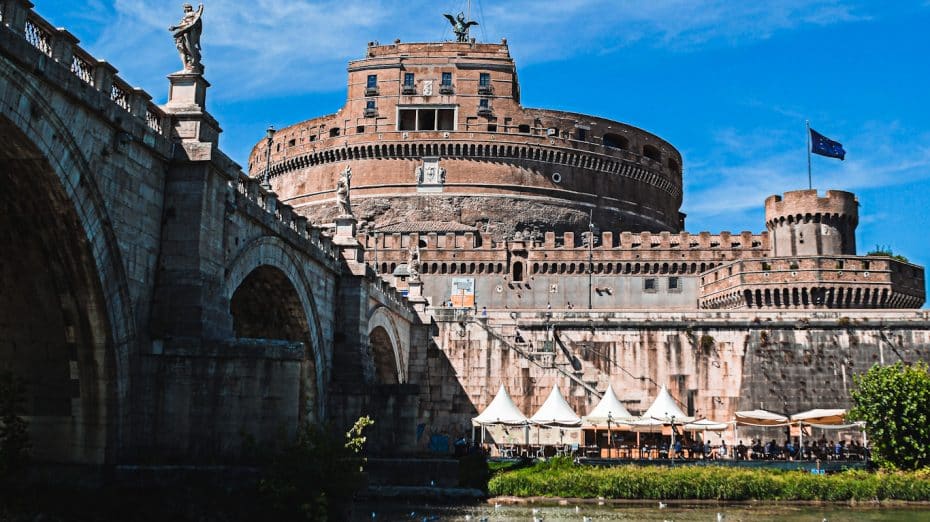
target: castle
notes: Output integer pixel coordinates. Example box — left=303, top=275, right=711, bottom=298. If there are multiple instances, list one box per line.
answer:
left=1, top=0, right=928, bottom=470
left=247, top=37, right=927, bottom=444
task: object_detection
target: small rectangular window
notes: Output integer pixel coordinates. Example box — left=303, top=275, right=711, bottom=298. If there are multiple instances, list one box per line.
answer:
left=518, top=124, right=531, bottom=133
left=668, top=277, right=679, bottom=290
left=356, top=125, right=365, bottom=134
left=479, top=73, right=490, bottom=86
left=329, top=127, right=340, bottom=138
left=287, top=138, right=296, bottom=147
left=487, top=124, right=497, bottom=132
left=404, top=72, right=415, bottom=86
left=644, top=278, right=657, bottom=292
left=441, top=72, right=452, bottom=86
left=308, top=135, right=317, bottom=142
left=366, top=100, right=376, bottom=109
left=367, top=74, right=377, bottom=88
left=576, top=128, right=587, bottom=141
left=479, top=98, right=489, bottom=108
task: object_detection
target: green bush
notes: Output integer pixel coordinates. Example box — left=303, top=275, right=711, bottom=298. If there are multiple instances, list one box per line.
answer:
left=488, top=463, right=930, bottom=501
left=259, top=416, right=373, bottom=521
left=849, top=361, right=930, bottom=470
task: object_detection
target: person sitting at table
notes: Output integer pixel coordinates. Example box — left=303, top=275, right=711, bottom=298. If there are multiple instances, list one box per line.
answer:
left=736, top=440, right=747, bottom=460
left=718, top=439, right=727, bottom=460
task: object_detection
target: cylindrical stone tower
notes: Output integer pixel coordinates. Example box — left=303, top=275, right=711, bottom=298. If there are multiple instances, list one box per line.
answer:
left=764, top=189, right=858, bottom=257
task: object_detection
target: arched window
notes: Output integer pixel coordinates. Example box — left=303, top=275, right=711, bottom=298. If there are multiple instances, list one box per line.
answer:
left=603, top=133, right=630, bottom=150
left=643, top=144, right=661, bottom=162
left=513, top=261, right=524, bottom=282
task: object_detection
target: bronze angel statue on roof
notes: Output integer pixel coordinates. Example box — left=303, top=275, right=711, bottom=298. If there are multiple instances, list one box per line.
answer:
left=443, top=12, right=478, bottom=42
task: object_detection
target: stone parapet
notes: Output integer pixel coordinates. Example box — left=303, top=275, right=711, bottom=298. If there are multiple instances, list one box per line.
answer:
left=698, top=255, right=924, bottom=309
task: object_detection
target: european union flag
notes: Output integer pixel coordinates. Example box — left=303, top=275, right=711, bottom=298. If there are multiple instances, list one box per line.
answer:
left=810, top=128, right=846, bottom=160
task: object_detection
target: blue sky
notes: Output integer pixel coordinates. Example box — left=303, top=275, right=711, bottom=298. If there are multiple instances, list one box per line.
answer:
left=34, top=1, right=930, bottom=289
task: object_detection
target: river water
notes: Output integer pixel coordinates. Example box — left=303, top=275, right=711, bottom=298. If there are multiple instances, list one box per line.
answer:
left=352, top=502, right=930, bottom=521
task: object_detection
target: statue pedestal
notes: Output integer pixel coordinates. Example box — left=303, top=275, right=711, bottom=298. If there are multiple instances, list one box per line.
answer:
left=167, top=72, right=209, bottom=108
left=163, top=72, right=221, bottom=148
left=333, top=216, right=364, bottom=268
left=406, top=279, right=429, bottom=313
left=333, top=216, right=357, bottom=241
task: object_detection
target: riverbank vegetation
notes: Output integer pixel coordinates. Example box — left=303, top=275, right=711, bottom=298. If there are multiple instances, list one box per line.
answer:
left=488, top=458, right=930, bottom=501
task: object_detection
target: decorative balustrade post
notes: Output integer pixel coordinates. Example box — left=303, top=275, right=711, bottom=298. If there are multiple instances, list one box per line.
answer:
left=129, top=87, right=151, bottom=119
left=263, top=190, right=278, bottom=215
left=92, top=60, right=117, bottom=98
left=294, top=216, right=308, bottom=239
left=51, top=27, right=78, bottom=66
left=1, top=0, right=33, bottom=36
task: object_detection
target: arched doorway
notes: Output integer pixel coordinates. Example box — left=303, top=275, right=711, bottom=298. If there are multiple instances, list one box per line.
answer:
left=0, top=116, right=114, bottom=464
left=368, top=326, right=399, bottom=384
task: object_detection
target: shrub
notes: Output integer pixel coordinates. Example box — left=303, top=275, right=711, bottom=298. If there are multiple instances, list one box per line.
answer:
left=259, top=416, right=373, bottom=521
left=488, top=463, right=930, bottom=501
left=849, top=362, right=930, bottom=470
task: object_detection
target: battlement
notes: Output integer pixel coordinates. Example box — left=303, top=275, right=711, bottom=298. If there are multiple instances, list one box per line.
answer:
left=764, top=189, right=858, bottom=225
left=357, top=40, right=511, bottom=62
left=699, top=255, right=924, bottom=309
left=362, top=229, right=767, bottom=251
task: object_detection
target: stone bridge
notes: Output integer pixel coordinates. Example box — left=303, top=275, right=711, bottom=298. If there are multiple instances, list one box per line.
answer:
left=0, top=1, right=425, bottom=466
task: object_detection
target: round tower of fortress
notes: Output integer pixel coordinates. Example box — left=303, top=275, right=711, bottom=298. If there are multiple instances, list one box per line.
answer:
left=764, top=189, right=858, bottom=257
left=248, top=40, right=684, bottom=237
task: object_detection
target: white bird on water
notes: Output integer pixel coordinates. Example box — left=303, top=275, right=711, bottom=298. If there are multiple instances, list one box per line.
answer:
left=575, top=506, right=581, bottom=514
left=717, top=512, right=724, bottom=522
left=658, top=501, right=667, bottom=509
left=583, top=517, right=592, bottom=522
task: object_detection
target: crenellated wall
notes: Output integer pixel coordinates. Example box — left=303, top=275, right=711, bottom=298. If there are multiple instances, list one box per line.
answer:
left=765, top=190, right=858, bottom=257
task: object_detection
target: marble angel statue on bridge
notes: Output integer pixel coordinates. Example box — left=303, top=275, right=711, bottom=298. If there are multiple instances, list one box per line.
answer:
left=169, top=3, right=204, bottom=73
left=335, top=166, right=352, bottom=217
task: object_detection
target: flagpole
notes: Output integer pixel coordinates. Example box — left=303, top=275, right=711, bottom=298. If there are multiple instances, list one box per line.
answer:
left=806, top=120, right=812, bottom=190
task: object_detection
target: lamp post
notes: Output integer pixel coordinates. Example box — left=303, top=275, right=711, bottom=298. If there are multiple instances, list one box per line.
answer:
left=262, top=125, right=276, bottom=191
left=607, top=411, right=613, bottom=459
left=587, top=211, right=594, bottom=309
left=669, top=413, right=676, bottom=459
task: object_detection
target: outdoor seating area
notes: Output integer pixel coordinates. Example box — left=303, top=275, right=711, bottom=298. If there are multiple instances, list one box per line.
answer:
left=473, top=385, right=869, bottom=464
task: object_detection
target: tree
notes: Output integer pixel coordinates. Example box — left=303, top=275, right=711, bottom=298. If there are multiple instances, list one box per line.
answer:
left=0, top=370, right=30, bottom=476
left=849, top=362, right=930, bottom=470
left=259, top=416, right=374, bottom=520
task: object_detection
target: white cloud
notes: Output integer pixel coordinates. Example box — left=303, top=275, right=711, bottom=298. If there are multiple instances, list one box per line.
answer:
left=683, top=122, right=930, bottom=225
left=52, top=0, right=872, bottom=101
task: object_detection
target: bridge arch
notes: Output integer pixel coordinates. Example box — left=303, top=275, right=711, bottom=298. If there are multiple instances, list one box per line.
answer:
left=0, top=69, right=137, bottom=464
left=224, top=236, right=328, bottom=422
left=367, top=306, right=406, bottom=384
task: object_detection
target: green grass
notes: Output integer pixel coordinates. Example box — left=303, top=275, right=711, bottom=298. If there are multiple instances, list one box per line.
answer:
left=488, top=458, right=930, bottom=501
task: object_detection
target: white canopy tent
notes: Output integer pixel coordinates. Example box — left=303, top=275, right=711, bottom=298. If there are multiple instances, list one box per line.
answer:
left=790, top=408, right=863, bottom=447
left=583, top=384, right=634, bottom=426
left=682, top=419, right=729, bottom=431
left=530, top=385, right=582, bottom=426
left=734, top=409, right=789, bottom=426
left=473, top=384, right=528, bottom=426
left=790, top=409, right=846, bottom=425
left=472, top=384, right=529, bottom=448
left=529, top=385, right=581, bottom=450
left=642, top=385, right=694, bottom=424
